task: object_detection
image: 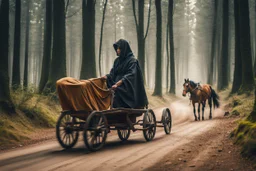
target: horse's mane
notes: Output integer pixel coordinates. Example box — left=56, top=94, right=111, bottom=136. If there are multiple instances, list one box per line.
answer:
left=189, top=80, right=198, bottom=88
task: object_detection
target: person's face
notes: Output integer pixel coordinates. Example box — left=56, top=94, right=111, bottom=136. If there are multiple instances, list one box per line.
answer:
left=117, top=47, right=121, bottom=56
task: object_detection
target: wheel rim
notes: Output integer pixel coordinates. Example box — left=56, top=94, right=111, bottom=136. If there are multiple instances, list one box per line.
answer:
left=143, top=110, right=156, bottom=141
left=56, top=113, right=79, bottom=149
left=84, top=113, right=107, bottom=151
left=117, top=129, right=130, bottom=141
left=163, top=109, right=172, bottom=134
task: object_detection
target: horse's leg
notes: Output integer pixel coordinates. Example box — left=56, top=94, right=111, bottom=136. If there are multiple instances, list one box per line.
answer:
left=202, top=101, right=205, bottom=120
left=193, top=102, right=197, bottom=121
left=198, top=103, right=200, bottom=121
left=208, top=97, right=212, bottom=119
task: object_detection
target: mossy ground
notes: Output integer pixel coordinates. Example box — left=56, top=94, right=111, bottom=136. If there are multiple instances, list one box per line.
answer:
left=220, top=87, right=256, bottom=161
left=0, top=89, right=61, bottom=148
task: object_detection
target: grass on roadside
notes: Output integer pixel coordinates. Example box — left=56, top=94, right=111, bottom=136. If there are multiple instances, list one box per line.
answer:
left=0, top=88, right=61, bottom=148
left=223, top=89, right=256, bottom=161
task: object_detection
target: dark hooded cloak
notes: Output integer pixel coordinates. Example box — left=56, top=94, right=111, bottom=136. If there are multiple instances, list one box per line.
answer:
left=106, top=39, right=148, bottom=108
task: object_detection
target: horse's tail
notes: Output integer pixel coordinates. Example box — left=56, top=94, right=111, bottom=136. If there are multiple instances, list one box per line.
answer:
left=210, top=86, right=220, bottom=108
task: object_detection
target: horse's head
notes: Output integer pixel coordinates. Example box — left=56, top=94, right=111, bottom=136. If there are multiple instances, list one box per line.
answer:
left=182, top=78, right=191, bottom=97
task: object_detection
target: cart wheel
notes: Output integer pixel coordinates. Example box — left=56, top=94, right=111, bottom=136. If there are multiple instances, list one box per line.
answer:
left=56, top=113, right=79, bottom=149
left=162, top=108, right=172, bottom=134
left=117, top=129, right=130, bottom=141
left=143, top=109, right=156, bottom=141
left=84, top=112, right=108, bottom=151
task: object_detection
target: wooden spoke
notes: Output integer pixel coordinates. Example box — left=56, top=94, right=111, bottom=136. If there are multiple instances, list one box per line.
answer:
left=56, top=113, right=79, bottom=149
left=84, top=112, right=108, bottom=151
left=143, top=110, right=156, bottom=141
left=118, top=129, right=130, bottom=141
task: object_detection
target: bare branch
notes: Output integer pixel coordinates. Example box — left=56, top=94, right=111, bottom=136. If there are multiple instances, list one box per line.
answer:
left=65, top=0, right=70, bottom=14
left=132, top=0, right=138, bottom=28
left=65, top=7, right=82, bottom=18
left=144, top=0, right=152, bottom=40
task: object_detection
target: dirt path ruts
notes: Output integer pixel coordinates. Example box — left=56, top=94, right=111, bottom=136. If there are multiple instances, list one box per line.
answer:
left=0, top=100, right=255, bottom=171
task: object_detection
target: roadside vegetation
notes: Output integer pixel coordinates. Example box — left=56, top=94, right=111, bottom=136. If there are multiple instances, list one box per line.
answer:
left=221, top=88, right=256, bottom=162
left=0, top=87, right=61, bottom=149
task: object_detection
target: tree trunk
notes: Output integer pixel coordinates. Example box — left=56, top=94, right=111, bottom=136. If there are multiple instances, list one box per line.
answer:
left=208, top=0, right=218, bottom=85
left=254, top=44, right=256, bottom=76
left=153, top=0, right=162, bottom=96
left=168, top=0, right=175, bottom=94
left=132, top=0, right=144, bottom=79
left=238, top=0, right=254, bottom=91
left=81, top=0, right=96, bottom=79
left=36, top=8, right=44, bottom=87
left=132, top=0, right=151, bottom=81
left=44, top=0, right=66, bottom=93
left=138, top=0, right=145, bottom=79
left=0, top=0, right=15, bottom=113
left=254, top=1, right=256, bottom=77
left=39, top=0, right=52, bottom=93
left=218, top=0, right=229, bottom=90
left=231, top=0, right=242, bottom=93
left=23, top=1, right=30, bottom=89
left=214, top=1, right=223, bottom=85
left=166, top=21, right=169, bottom=93
left=248, top=1, right=256, bottom=121
left=12, top=0, right=21, bottom=89
left=99, top=0, right=108, bottom=76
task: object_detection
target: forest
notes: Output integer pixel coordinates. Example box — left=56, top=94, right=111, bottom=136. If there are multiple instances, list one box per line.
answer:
left=1, top=0, right=256, bottom=108
left=0, top=0, right=256, bottom=168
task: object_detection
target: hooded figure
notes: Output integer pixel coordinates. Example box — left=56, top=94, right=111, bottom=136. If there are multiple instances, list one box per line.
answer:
left=104, top=39, right=148, bottom=108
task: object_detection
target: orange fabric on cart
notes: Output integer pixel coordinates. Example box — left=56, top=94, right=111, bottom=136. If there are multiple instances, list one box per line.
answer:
left=56, top=77, right=112, bottom=111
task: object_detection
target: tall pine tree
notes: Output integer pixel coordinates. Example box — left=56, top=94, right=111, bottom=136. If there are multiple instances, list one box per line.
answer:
left=153, top=0, right=162, bottom=96
left=0, top=0, right=15, bottom=113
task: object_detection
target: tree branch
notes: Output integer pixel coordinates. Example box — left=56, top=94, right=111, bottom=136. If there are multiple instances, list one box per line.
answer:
left=132, top=0, right=138, bottom=28
left=144, top=0, right=152, bottom=40
left=65, top=7, right=82, bottom=18
left=65, top=0, right=70, bottom=14
left=98, top=0, right=108, bottom=76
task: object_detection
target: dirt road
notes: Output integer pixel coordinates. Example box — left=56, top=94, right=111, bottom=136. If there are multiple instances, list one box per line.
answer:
left=0, top=100, right=254, bottom=171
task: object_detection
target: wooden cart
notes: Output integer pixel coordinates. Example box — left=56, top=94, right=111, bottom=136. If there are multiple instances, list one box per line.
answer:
left=56, top=93, right=172, bottom=151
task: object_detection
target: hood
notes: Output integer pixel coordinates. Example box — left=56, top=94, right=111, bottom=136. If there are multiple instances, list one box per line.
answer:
left=113, top=39, right=133, bottom=60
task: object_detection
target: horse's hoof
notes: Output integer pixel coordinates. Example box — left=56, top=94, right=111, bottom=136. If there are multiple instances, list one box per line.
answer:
left=195, top=118, right=198, bottom=121
left=198, top=117, right=200, bottom=121
left=202, top=117, right=204, bottom=120
left=209, top=116, right=212, bottom=120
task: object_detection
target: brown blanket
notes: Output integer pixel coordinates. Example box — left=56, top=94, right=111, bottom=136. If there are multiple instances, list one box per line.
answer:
left=56, top=77, right=112, bottom=111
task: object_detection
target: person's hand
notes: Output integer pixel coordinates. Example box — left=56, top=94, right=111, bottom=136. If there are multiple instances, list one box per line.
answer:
left=111, top=84, right=118, bottom=90
left=111, top=80, right=122, bottom=90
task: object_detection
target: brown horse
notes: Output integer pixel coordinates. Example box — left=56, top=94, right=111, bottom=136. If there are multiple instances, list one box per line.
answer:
left=182, top=79, right=220, bottom=121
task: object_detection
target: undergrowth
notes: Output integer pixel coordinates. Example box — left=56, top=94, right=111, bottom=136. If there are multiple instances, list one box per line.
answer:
left=226, top=89, right=256, bottom=162
left=0, top=86, right=61, bottom=148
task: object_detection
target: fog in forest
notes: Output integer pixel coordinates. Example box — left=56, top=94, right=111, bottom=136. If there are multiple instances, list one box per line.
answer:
left=2, top=0, right=256, bottom=96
